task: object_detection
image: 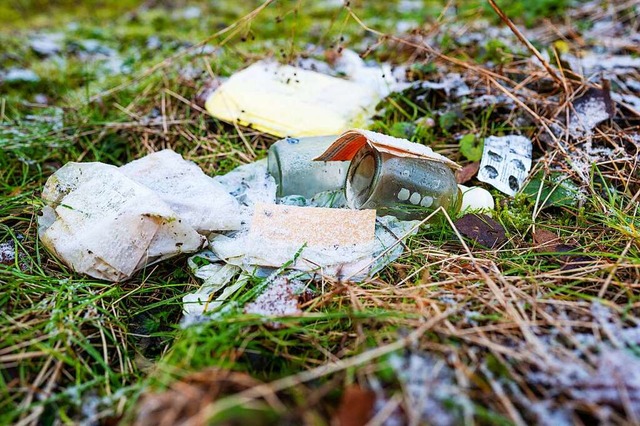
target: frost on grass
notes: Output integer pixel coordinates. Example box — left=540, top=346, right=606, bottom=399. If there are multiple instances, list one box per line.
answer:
left=506, top=302, right=640, bottom=422
left=567, top=89, right=615, bottom=138
left=0, top=240, right=28, bottom=270
left=389, top=351, right=470, bottom=426
left=0, top=242, right=16, bottom=265
left=244, top=277, right=304, bottom=319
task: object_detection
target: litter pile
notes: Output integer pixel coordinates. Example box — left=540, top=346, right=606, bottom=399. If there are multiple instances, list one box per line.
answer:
left=39, top=126, right=501, bottom=323
left=37, top=48, right=548, bottom=324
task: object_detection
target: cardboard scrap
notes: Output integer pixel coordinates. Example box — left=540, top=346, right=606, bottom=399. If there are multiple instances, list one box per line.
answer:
left=249, top=203, right=375, bottom=247
left=244, top=203, right=376, bottom=269
left=314, top=128, right=461, bottom=170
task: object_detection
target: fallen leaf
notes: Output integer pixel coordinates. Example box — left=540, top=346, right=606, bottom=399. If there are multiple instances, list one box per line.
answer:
left=135, top=368, right=279, bottom=426
left=531, top=229, right=592, bottom=270
left=568, top=85, right=616, bottom=137
left=336, top=385, right=376, bottom=426
left=455, top=162, right=480, bottom=184
left=455, top=213, right=507, bottom=249
left=523, top=171, right=581, bottom=208
left=532, top=229, right=562, bottom=252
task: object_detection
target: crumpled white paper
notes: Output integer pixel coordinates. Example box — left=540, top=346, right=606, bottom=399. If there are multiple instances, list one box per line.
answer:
left=121, top=149, right=242, bottom=232
left=182, top=255, right=242, bottom=316
left=39, top=150, right=242, bottom=281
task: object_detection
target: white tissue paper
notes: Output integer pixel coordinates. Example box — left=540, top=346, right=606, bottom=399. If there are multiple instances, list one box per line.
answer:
left=39, top=150, right=242, bottom=281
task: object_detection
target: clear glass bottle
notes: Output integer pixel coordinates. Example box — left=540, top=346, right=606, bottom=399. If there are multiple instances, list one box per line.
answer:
left=345, top=143, right=460, bottom=220
left=268, top=136, right=350, bottom=198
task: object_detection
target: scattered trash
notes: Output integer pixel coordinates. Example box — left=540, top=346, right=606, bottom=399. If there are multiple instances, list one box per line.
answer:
left=120, top=150, right=242, bottom=232
left=205, top=60, right=382, bottom=137
left=455, top=213, right=507, bottom=249
left=567, top=87, right=616, bottom=138
left=205, top=52, right=409, bottom=138
left=212, top=159, right=277, bottom=224
left=477, top=135, right=532, bottom=196
left=38, top=150, right=242, bottom=281
left=316, top=129, right=461, bottom=220
left=181, top=159, right=422, bottom=322
left=316, top=129, right=459, bottom=168
left=458, top=185, right=495, bottom=212
left=267, top=136, right=349, bottom=198
left=182, top=260, right=240, bottom=316
left=331, top=49, right=409, bottom=98
left=245, top=203, right=376, bottom=270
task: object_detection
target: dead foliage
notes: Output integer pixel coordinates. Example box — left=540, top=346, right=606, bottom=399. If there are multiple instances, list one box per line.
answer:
left=335, top=385, right=376, bottom=426
left=134, top=368, right=281, bottom=426
left=455, top=213, right=507, bottom=249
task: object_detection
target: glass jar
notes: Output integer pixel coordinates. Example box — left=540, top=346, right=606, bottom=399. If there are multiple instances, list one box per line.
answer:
left=268, top=136, right=350, bottom=198
left=345, top=143, right=461, bottom=220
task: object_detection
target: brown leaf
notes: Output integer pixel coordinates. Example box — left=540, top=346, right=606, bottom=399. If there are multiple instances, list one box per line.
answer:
left=336, top=385, right=376, bottom=426
left=455, top=213, right=507, bottom=249
left=135, top=368, right=279, bottom=426
left=532, top=229, right=562, bottom=252
left=531, top=229, right=592, bottom=270
left=455, top=162, right=480, bottom=184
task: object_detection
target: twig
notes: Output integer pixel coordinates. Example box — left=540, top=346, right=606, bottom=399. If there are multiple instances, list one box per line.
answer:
left=486, top=0, right=564, bottom=87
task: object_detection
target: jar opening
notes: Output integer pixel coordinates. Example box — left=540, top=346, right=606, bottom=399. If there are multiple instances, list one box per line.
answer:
left=346, top=149, right=378, bottom=209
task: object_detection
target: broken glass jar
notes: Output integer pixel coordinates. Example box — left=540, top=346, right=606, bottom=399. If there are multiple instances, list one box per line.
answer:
left=268, top=136, right=350, bottom=198
left=345, top=143, right=461, bottom=220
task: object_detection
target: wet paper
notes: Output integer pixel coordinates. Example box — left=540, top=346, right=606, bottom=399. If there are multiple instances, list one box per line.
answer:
left=39, top=150, right=242, bottom=281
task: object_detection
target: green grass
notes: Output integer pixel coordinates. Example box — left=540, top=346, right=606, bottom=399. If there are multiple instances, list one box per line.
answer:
left=2, top=0, right=640, bottom=424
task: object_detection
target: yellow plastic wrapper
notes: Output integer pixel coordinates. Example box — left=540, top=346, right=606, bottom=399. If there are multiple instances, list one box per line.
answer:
left=205, top=61, right=381, bottom=137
